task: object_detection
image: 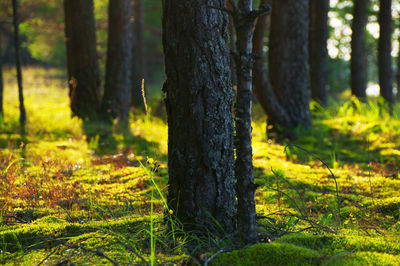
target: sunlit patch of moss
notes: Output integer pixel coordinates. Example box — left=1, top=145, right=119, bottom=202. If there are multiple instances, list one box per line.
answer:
left=130, top=116, right=168, bottom=156
left=327, top=232, right=400, bottom=255
left=210, top=242, right=322, bottom=265
left=276, top=233, right=332, bottom=250
left=324, top=251, right=400, bottom=266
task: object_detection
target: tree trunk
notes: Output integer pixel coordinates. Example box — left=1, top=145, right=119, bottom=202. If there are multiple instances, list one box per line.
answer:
left=230, top=0, right=266, bottom=246
left=64, top=0, right=101, bottom=119
left=0, top=29, right=3, bottom=118
left=101, top=0, right=134, bottom=125
left=378, top=0, right=394, bottom=105
left=234, top=0, right=255, bottom=245
left=12, top=0, right=26, bottom=130
left=163, top=0, right=237, bottom=238
left=397, top=34, right=400, bottom=101
left=309, top=0, right=329, bottom=106
left=131, top=0, right=145, bottom=108
left=351, top=0, right=369, bottom=100
left=252, top=0, right=292, bottom=131
left=269, top=0, right=311, bottom=129
left=226, top=1, right=237, bottom=87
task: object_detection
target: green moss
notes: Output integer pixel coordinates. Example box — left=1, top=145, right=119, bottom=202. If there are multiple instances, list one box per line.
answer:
left=0, top=216, right=150, bottom=253
left=327, top=234, right=400, bottom=255
left=324, top=251, right=400, bottom=266
left=210, top=242, right=322, bottom=266
left=276, top=233, right=332, bottom=250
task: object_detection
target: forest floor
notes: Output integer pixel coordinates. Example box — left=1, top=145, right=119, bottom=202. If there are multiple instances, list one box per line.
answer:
left=0, top=67, right=400, bottom=265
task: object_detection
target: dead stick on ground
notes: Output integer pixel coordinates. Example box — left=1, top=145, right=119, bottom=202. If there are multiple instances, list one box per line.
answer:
left=114, top=237, right=150, bottom=266
left=45, top=237, right=119, bottom=266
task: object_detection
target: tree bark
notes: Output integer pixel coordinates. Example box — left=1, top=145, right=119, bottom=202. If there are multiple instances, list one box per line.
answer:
left=226, top=1, right=237, bottom=87
left=269, top=0, right=312, bottom=129
left=397, top=34, right=400, bottom=101
left=351, top=0, right=369, bottom=100
left=230, top=0, right=268, bottom=246
left=131, top=0, right=145, bottom=108
left=163, top=0, right=237, bottom=237
left=101, top=0, right=134, bottom=125
left=0, top=29, right=3, bottom=118
left=309, top=0, right=329, bottom=106
left=64, top=0, right=101, bottom=119
left=378, top=0, right=394, bottom=105
left=12, top=0, right=26, bottom=129
left=252, top=0, right=292, bottom=131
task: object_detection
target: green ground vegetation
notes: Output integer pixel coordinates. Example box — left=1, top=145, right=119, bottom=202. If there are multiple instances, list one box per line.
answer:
left=0, top=68, right=399, bottom=265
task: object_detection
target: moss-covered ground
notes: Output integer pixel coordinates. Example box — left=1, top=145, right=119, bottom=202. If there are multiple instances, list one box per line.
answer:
left=1, top=68, right=399, bottom=265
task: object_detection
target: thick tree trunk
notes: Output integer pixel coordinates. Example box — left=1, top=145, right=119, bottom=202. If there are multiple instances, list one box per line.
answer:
left=227, top=1, right=237, bottom=87
left=269, top=0, right=311, bottom=129
left=64, top=0, right=101, bottom=119
left=309, top=0, right=329, bottom=106
left=163, top=0, right=237, bottom=237
left=131, top=0, right=145, bottom=108
left=101, top=0, right=134, bottom=125
left=351, top=0, right=369, bottom=100
left=12, top=0, right=26, bottom=129
left=252, top=0, right=292, bottom=131
left=378, top=0, right=394, bottom=104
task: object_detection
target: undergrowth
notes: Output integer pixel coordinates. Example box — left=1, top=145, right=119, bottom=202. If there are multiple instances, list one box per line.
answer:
left=1, top=67, right=400, bottom=265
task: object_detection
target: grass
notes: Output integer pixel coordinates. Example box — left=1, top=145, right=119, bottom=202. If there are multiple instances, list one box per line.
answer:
left=1, top=67, right=400, bottom=264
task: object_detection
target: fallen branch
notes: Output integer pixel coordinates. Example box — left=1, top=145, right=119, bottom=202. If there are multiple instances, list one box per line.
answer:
left=114, top=237, right=150, bottom=266
left=45, top=237, right=119, bottom=266
left=203, top=248, right=225, bottom=266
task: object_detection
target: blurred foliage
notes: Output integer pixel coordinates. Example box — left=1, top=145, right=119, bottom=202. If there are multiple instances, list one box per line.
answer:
left=0, top=0, right=164, bottom=88
left=1, top=0, right=399, bottom=96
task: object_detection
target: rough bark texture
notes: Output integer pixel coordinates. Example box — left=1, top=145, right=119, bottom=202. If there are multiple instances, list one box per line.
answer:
left=378, top=0, right=394, bottom=104
left=163, top=0, right=237, bottom=236
left=101, top=0, right=134, bottom=124
left=131, top=0, right=145, bottom=108
left=64, top=0, right=101, bottom=119
left=351, top=0, right=369, bottom=100
left=12, top=0, right=26, bottom=128
left=309, top=0, right=329, bottom=106
left=227, top=1, right=237, bottom=87
left=269, top=0, right=311, bottom=129
left=252, top=0, right=292, bottom=130
left=232, top=0, right=261, bottom=245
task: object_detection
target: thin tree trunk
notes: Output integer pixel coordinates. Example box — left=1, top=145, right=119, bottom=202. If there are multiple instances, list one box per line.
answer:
left=12, top=0, right=26, bottom=129
left=132, top=0, right=145, bottom=108
left=378, top=0, right=394, bottom=105
left=101, top=0, right=134, bottom=125
left=269, top=0, right=312, bottom=129
left=0, top=29, right=3, bottom=118
left=163, top=0, right=237, bottom=238
left=309, top=0, right=329, bottom=106
left=230, top=0, right=269, bottom=245
left=397, top=34, right=400, bottom=101
left=351, top=0, right=369, bottom=100
left=252, top=0, right=292, bottom=131
left=64, top=0, right=101, bottom=119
